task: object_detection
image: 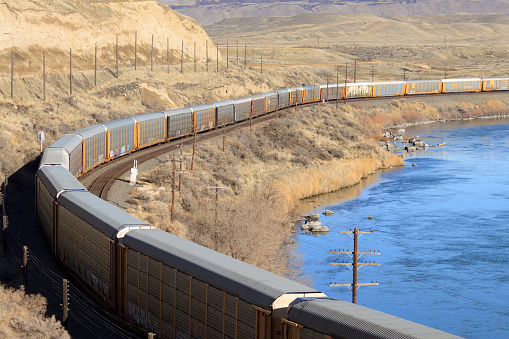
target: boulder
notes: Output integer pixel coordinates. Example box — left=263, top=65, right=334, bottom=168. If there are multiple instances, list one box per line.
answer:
left=405, top=146, right=416, bottom=152
left=322, top=210, right=334, bottom=216
left=308, top=213, right=320, bottom=221
left=301, top=220, right=321, bottom=231
left=310, top=225, right=330, bottom=233
left=413, top=140, right=426, bottom=147
left=398, top=128, right=406, bottom=135
left=393, top=135, right=403, bottom=141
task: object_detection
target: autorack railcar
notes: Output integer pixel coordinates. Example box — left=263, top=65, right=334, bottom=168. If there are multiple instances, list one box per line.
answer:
left=482, top=77, right=509, bottom=91
left=166, top=108, right=194, bottom=139
left=192, top=104, right=216, bottom=132
left=103, top=118, right=136, bottom=160
left=277, top=89, right=291, bottom=109
left=346, top=82, right=372, bottom=99
left=214, top=100, right=236, bottom=126
left=372, top=81, right=405, bottom=97
left=232, top=97, right=252, bottom=121
left=251, top=93, right=267, bottom=117
left=319, top=83, right=345, bottom=101
left=441, top=78, right=482, bottom=93
left=132, top=112, right=167, bottom=149
left=301, top=85, right=320, bottom=104
left=405, top=79, right=442, bottom=95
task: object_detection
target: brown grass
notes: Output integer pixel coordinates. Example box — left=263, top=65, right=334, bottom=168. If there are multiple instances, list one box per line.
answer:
left=0, top=285, right=69, bottom=338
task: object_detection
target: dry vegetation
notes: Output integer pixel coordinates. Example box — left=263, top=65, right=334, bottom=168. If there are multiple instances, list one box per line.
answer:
left=0, top=285, right=69, bottom=338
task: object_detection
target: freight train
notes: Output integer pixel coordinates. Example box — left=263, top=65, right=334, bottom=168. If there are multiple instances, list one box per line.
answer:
left=36, top=77, right=497, bottom=338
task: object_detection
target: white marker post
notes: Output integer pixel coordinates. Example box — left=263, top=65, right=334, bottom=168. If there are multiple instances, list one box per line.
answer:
left=38, top=131, right=45, bottom=152
left=130, top=160, right=138, bottom=185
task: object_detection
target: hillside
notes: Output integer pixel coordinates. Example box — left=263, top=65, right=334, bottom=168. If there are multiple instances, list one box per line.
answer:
left=0, top=0, right=214, bottom=71
left=160, top=0, right=509, bottom=25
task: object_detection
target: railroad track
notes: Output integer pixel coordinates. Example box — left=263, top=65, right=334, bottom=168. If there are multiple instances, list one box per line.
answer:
left=84, top=112, right=277, bottom=199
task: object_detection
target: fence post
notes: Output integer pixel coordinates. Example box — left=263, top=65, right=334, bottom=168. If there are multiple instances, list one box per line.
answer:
left=69, top=48, right=72, bottom=95
left=43, top=51, right=46, bottom=102
left=63, top=279, right=69, bottom=328
left=22, top=246, right=28, bottom=290
left=10, top=49, right=14, bottom=99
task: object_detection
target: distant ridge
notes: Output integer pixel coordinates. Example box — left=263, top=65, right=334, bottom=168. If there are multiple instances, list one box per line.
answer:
left=158, top=0, right=509, bottom=25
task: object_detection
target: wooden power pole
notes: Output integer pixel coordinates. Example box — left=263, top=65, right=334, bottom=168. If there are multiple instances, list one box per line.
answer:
left=329, top=228, right=380, bottom=304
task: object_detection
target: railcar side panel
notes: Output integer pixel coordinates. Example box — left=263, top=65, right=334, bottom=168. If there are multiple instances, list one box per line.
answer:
left=265, top=92, right=278, bottom=113
left=76, top=125, right=107, bottom=174
left=233, top=97, right=252, bottom=122
left=251, top=95, right=266, bottom=117
left=167, top=109, right=194, bottom=138
left=406, top=80, right=442, bottom=95
left=104, top=119, right=136, bottom=160
left=134, top=112, right=167, bottom=148
left=288, top=87, right=303, bottom=106
left=302, top=86, right=320, bottom=103
left=346, top=83, right=371, bottom=99
left=35, top=176, right=54, bottom=246
left=192, top=104, right=216, bottom=132
left=277, top=89, right=291, bottom=109
left=125, top=247, right=257, bottom=339
left=214, top=101, right=235, bottom=126
left=372, top=81, right=405, bottom=97
left=319, top=84, right=344, bottom=101
left=57, top=201, right=113, bottom=303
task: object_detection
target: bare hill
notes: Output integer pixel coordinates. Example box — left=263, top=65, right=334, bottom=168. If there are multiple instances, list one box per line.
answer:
left=160, top=0, right=509, bottom=25
left=0, top=0, right=214, bottom=71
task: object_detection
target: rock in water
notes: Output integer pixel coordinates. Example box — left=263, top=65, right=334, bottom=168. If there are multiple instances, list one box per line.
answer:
left=322, top=210, right=334, bottom=216
left=310, top=225, right=330, bottom=233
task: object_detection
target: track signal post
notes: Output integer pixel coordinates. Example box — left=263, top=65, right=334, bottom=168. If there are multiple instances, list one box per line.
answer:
left=329, top=228, right=380, bottom=304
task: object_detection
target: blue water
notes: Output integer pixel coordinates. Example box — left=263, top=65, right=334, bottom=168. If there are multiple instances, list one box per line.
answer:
left=297, top=118, right=509, bottom=338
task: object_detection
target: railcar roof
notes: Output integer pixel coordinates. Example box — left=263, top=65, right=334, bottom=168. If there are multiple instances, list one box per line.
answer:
left=73, top=124, right=106, bottom=139
left=131, top=112, right=166, bottom=123
left=37, top=166, right=86, bottom=197
left=57, top=191, right=149, bottom=238
left=405, top=79, right=441, bottom=83
left=288, top=298, right=461, bottom=339
left=319, top=83, right=345, bottom=88
left=232, top=96, right=252, bottom=104
left=102, top=117, right=135, bottom=130
left=48, top=134, right=82, bottom=153
left=213, top=100, right=235, bottom=107
left=441, top=78, right=482, bottom=82
left=164, top=107, right=193, bottom=117
left=190, top=103, right=215, bottom=111
left=123, top=228, right=319, bottom=309
left=481, top=77, right=509, bottom=81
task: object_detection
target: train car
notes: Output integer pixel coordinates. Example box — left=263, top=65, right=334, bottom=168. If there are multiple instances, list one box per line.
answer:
left=372, top=81, right=405, bottom=97
left=232, top=97, right=252, bottom=122
left=39, top=148, right=71, bottom=172
left=345, top=82, right=372, bottom=99
left=103, top=118, right=136, bottom=161
left=287, top=87, right=303, bottom=106
left=319, top=83, right=345, bottom=101
left=482, top=77, right=509, bottom=91
left=265, top=91, right=279, bottom=113
left=166, top=108, right=194, bottom=139
left=302, top=85, right=320, bottom=104
left=277, top=89, right=291, bottom=109
left=132, top=112, right=167, bottom=149
left=192, top=104, right=216, bottom=132
left=121, top=229, right=324, bottom=339
left=441, top=78, right=482, bottom=93
left=46, top=134, right=83, bottom=177
left=214, top=100, right=236, bottom=126
left=73, top=124, right=107, bottom=174
left=284, top=298, right=461, bottom=339
left=56, top=191, right=152, bottom=308
left=251, top=94, right=267, bottom=117
left=405, top=79, right=442, bottom=95
left=35, top=166, right=87, bottom=253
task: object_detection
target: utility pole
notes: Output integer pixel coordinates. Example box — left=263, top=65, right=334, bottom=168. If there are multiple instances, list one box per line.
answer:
left=62, top=279, right=69, bottom=328
left=329, top=228, right=380, bottom=304
left=171, top=155, right=175, bottom=222
left=207, top=186, right=227, bottom=228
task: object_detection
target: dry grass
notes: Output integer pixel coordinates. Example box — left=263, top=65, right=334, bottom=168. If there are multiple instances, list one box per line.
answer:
left=0, top=285, right=69, bottom=339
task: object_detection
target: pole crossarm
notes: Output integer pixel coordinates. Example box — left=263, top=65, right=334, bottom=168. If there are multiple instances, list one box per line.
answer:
left=340, top=231, right=372, bottom=235
left=330, top=263, right=380, bottom=266
left=329, top=251, right=380, bottom=255
left=329, top=282, right=379, bottom=287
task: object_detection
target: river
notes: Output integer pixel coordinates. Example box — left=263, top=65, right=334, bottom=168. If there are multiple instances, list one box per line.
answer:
left=296, top=117, right=509, bottom=339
